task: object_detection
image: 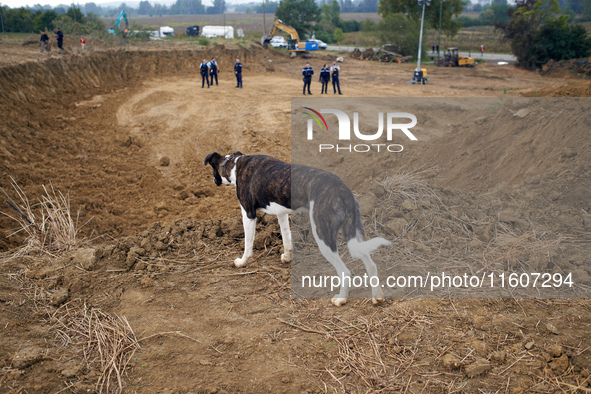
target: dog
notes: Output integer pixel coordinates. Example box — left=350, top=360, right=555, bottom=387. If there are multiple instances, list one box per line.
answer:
left=204, top=152, right=390, bottom=306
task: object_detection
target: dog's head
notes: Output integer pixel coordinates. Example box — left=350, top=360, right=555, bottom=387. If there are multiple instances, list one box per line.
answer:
left=204, top=151, right=244, bottom=186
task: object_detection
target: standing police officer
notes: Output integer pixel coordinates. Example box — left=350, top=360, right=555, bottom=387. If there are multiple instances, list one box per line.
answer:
left=208, top=57, right=219, bottom=86
left=199, top=58, right=210, bottom=88
left=234, top=58, right=243, bottom=88
left=55, top=27, right=64, bottom=51
left=330, top=61, right=342, bottom=95
left=302, top=62, right=314, bottom=95
left=319, top=64, right=330, bottom=94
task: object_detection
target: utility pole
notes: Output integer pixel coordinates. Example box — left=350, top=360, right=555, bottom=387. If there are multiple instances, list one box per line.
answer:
left=262, top=0, right=266, bottom=36
left=410, top=0, right=430, bottom=84
left=0, top=3, right=5, bottom=34
left=416, top=0, right=429, bottom=72
left=438, top=0, right=443, bottom=59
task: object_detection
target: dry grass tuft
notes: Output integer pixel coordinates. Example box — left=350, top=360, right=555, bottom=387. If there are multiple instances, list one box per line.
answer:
left=380, top=167, right=441, bottom=207
left=1, top=177, right=90, bottom=257
left=50, top=303, right=140, bottom=393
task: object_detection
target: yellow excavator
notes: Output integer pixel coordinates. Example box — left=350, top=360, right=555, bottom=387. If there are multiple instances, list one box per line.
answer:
left=261, top=19, right=319, bottom=57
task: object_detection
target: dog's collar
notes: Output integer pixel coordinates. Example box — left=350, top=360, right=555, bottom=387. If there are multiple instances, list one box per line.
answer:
left=221, top=157, right=231, bottom=169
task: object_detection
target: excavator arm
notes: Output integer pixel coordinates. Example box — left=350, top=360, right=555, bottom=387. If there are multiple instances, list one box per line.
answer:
left=261, top=19, right=300, bottom=47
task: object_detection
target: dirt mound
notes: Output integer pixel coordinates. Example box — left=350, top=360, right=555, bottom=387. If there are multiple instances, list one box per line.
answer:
left=522, top=80, right=591, bottom=97
left=541, top=57, right=591, bottom=79
left=0, top=46, right=272, bottom=252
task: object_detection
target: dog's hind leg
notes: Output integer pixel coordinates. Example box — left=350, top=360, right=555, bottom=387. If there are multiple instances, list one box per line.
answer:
left=348, top=239, right=385, bottom=304
left=235, top=207, right=256, bottom=268
left=277, top=213, right=292, bottom=263
left=309, top=202, right=350, bottom=306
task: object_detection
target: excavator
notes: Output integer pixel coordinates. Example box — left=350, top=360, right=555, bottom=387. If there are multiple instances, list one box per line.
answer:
left=261, top=19, right=318, bottom=58
left=108, top=10, right=129, bottom=35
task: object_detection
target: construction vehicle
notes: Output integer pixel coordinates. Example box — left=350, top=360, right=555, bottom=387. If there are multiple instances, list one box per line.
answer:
left=435, top=47, right=475, bottom=67
left=108, top=10, right=129, bottom=35
left=261, top=19, right=318, bottom=57
left=409, top=68, right=428, bottom=84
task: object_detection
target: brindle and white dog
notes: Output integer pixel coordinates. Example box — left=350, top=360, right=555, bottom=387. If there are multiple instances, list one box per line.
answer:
left=204, top=152, right=390, bottom=306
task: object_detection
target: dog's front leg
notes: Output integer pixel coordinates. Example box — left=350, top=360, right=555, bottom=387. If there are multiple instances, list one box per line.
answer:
left=235, top=207, right=256, bottom=268
left=277, top=213, right=292, bottom=263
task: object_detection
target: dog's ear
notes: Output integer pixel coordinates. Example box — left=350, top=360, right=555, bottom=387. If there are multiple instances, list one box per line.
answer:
left=233, top=151, right=244, bottom=156
left=204, top=152, right=223, bottom=186
left=204, top=152, right=221, bottom=166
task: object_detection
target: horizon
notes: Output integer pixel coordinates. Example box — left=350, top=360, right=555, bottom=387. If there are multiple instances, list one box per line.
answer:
left=2, top=0, right=259, bottom=9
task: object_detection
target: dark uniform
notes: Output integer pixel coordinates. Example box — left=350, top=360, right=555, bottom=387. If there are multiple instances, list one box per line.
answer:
left=234, top=60, right=243, bottom=88
left=209, top=59, right=219, bottom=86
left=40, top=33, right=49, bottom=53
left=200, top=61, right=210, bottom=88
left=330, top=64, right=342, bottom=95
left=319, top=66, right=330, bottom=94
left=55, top=29, right=64, bottom=51
left=302, top=64, right=314, bottom=95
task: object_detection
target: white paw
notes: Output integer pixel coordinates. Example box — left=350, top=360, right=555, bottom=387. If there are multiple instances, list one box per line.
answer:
left=372, top=297, right=385, bottom=305
left=234, top=257, right=249, bottom=268
left=331, top=297, right=347, bottom=307
left=281, top=253, right=291, bottom=264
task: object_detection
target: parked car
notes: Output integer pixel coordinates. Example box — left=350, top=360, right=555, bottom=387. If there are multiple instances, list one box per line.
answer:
left=309, top=38, right=328, bottom=50
left=270, top=36, right=288, bottom=48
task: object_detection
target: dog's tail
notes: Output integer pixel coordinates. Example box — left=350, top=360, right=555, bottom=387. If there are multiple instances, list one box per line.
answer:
left=346, top=199, right=390, bottom=259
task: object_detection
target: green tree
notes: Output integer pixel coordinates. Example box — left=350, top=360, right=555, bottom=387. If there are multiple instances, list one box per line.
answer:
left=499, top=0, right=590, bottom=68
left=137, top=1, right=153, bottom=14
left=583, top=0, right=591, bottom=19
left=378, top=12, right=421, bottom=56
left=33, top=10, right=56, bottom=31
left=333, top=27, right=345, bottom=42
left=275, top=0, right=321, bottom=37
left=378, top=0, right=465, bottom=37
left=66, top=6, right=84, bottom=23
left=207, top=0, right=227, bottom=14
left=529, top=19, right=591, bottom=65
left=170, top=0, right=205, bottom=14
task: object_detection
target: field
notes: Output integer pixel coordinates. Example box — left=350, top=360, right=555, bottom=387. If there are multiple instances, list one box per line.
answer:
left=121, top=13, right=514, bottom=53
left=1, top=34, right=591, bottom=393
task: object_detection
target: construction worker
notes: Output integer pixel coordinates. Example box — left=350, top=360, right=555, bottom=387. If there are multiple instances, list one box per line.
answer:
left=319, top=64, right=330, bottom=94
left=55, top=28, right=64, bottom=51
left=40, top=31, right=49, bottom=53
left=80, top=35, right=86, bottom=49
left=302, top=62, right=313, bottom=95
left=234, top=58, right=243, bottom=88
left=199, top=59, right=210, bottom=88
left=330, top=61, right=342, bottom=95
left=480, top=44, right=484, bottom=57
left=208, top=57, right=219, bottom=86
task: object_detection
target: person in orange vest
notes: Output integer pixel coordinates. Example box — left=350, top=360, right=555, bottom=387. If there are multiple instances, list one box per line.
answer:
left=80, top=35, right=86, bottom=49
left=480, top=44, right=484, bottom=57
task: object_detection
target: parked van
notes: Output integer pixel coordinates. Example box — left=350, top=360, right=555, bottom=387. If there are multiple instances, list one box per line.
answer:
left=187, top=26, right=200, bottom=36
left=201, top=26, right=234, bottom=39
left=159, top=26, right=174, bottom=38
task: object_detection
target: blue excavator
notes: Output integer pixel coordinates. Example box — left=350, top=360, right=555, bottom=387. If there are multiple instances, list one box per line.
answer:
left=108, top=10, right=129, bottom=35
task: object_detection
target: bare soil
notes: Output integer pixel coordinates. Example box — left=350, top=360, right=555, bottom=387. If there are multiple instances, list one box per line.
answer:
left=1, top=38, right=590, bottom=393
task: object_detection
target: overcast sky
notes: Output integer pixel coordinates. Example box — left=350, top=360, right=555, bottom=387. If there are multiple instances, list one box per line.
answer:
left=2, top=0, right=182, bottom=8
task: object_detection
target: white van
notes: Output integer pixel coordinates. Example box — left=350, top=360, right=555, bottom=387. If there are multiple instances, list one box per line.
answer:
left=201, top=26, right=234, bottom=39
left=159, top=26, right=174, bottom=38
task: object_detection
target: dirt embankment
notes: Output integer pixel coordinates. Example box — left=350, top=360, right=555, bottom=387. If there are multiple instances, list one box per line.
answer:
left=0, top=45, right=271, bottom=251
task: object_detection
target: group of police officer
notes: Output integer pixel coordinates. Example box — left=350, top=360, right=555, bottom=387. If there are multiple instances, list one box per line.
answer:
left=199, top=57, right=243, bottom=89
left=302, top=61, right=342, bottom=95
